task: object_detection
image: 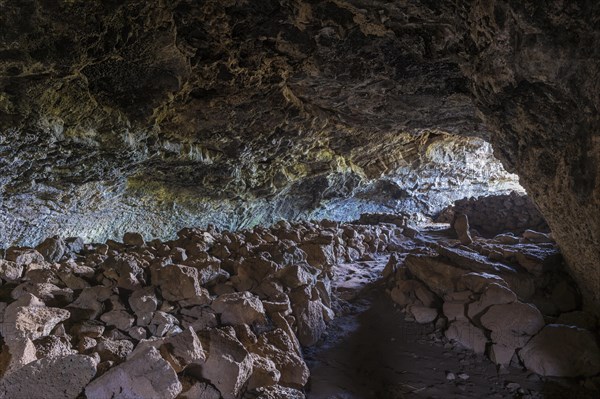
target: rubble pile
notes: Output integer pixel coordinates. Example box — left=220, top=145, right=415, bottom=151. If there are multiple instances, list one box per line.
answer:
left=385, top=226, right=600, bottom=380
left=0, top=220, right=395, bottom=399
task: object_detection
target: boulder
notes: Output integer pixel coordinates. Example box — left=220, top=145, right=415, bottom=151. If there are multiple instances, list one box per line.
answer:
left=1, top=294, right=70, bottom=343
left=211, top=291, right=267, bottom=326
left=443, top=302, right=468, bottom=322
left=289, top=287, right=326, bottom=346
left=123, top=232, right=145, bottom=247
left=159, top=326, right=206, bottom=372
left=467, top=283, right=516, bottom=320
left=35, top=236, right=67, bottom=263
left=0, top=260, right=24, bottom=282
left=100, top=310, right=135, bottom=331
left=85, top=346, right=182, bottom=399
left=247, top=353, right=281, bottom=390
left=445, top=321, right=487, bottom=354
left=480, top=302, right=544, bottom=349
left=298, top=243, right=336, bottom=269
left=405, top=255, right=463, bottom=296
left=0, top=354, right=96, bottom=399
left=519, top=325, right=600, bottom=377
left=155, top=264, right=207, bottom=302
left=179, top=382, right=221, bottom=399
left=407, top=305, right=438, bottom=324
left=453, top=213, right=473, bottom=245
left=68, top=286, right=112, bottom=320
left=96, top=339, right=134, bottom=363
left=198, top=328, right=253, bottom=399
left=250, top=329, right=309, bottom=388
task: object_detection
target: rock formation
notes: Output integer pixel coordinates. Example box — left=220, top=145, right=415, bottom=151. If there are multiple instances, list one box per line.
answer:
left=1, top=1, right=598, bottom=309
left=0, top=219, right=597, bottom=397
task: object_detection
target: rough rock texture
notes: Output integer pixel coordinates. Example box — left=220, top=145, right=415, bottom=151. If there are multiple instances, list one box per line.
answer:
left=437, top=192, right=549, bottom=237
left=0, top=220, right=396, bottom=397
left=385, top=224, right=598, bottom=374
left=0, top=354, right=96, bottom=399
left=0, top=0, right=524, bottom=249
left=0, top=0, right=598, bottom=312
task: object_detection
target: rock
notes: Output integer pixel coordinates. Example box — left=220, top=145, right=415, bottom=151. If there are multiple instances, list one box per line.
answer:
left=179, top=382, right=221, bottom=399
left=11, top=282, right=74, bottom=306
left=445, top=371, right=456, bottom=381
left=488, top=343, right=516, bottom=367
left=198, top=328, right=253, bottom=399
left=2, top=294, right=70, bottom=343
left=0, top=260, right=24, bottom=281
left=298, top=243, right=336, bottom=269
left=480, top=302, right=544, bottom=349
left=247, top=353, right=281, bottom=390
left=467, top=283, right=516, bottom=320
left=556, top=311, right=597, bottom=330
left=35, top=236, right=67, bottom=263
left=289, top=287, right=326, bottom=346
left=149, top=311, right=180, bottom=337
left=68, top=286, right=112, bottom=320
left=34, top=335, right=77, bottom=359
left=0, top=354, right=97, bottom=399
left=453, top=213, right=473, bottom=245
left=127, top=326, right=147, bottom=340
left=405, top=255, right=463, bottom=296
left=159, top=326, right=206, bottom=372
left=522, top=230, right=553, bottom=243
left=445, top=321, right=487, bottom=354
left=6, top=249, right=45, bottom=267
left=100, top=310, right=135, bottom=331
left=155, top=264, right=207, bottom=302
left=275, top=263, right=317, bottom=289
left=129, top=287, right=158, bottom=318
left=493, top=234, right=520, bottom=245
left=181, top=306, right=219, bottom=331
left=85, top=346, right=182, bottom=399
left=0, top=338, right=37, bottom=374
left=443, top=302, right=468, bottom=322
left=249, top=385, right=306, bottom=399
left=96, top=339, right=134, bottom=363
left=211, top=291, right=267, bottom=326
left=519, top=325, right=600, bottom=377
left=407, top=305, right=438, bottom=324
left=123, top=232, right=145, bottom=247
left=250, top=329, right=309, bottom=388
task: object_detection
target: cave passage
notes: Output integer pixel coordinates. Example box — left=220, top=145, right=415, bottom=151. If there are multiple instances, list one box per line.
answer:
left=1, top=0, right=599, bottom=398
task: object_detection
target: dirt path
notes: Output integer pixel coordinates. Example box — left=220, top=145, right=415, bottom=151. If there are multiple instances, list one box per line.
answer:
left=304, top=258, right=593, bottom=399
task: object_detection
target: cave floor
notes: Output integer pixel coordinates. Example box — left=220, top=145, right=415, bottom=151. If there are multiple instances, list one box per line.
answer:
left=304, top=257, right=594, bottom=399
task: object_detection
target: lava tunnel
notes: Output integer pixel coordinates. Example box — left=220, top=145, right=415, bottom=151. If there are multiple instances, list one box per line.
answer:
left=0, top=1, right=599, bottom=398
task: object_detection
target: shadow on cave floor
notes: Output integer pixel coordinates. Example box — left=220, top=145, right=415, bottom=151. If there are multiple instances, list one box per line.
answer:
left=304, top=259, right=595, bottom=399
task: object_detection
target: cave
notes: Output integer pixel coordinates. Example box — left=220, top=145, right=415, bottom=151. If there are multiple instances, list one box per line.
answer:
left=0, top=1, right=599, bottom=398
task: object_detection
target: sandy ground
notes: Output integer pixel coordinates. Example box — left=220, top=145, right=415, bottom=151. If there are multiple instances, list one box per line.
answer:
left=304, top=257, right=596, bottom=399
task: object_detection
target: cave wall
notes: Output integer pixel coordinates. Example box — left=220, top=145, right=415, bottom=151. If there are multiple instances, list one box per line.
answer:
left=460, top=0, right=600, bottom=312
left=0, top=1, right=598, bottom=309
